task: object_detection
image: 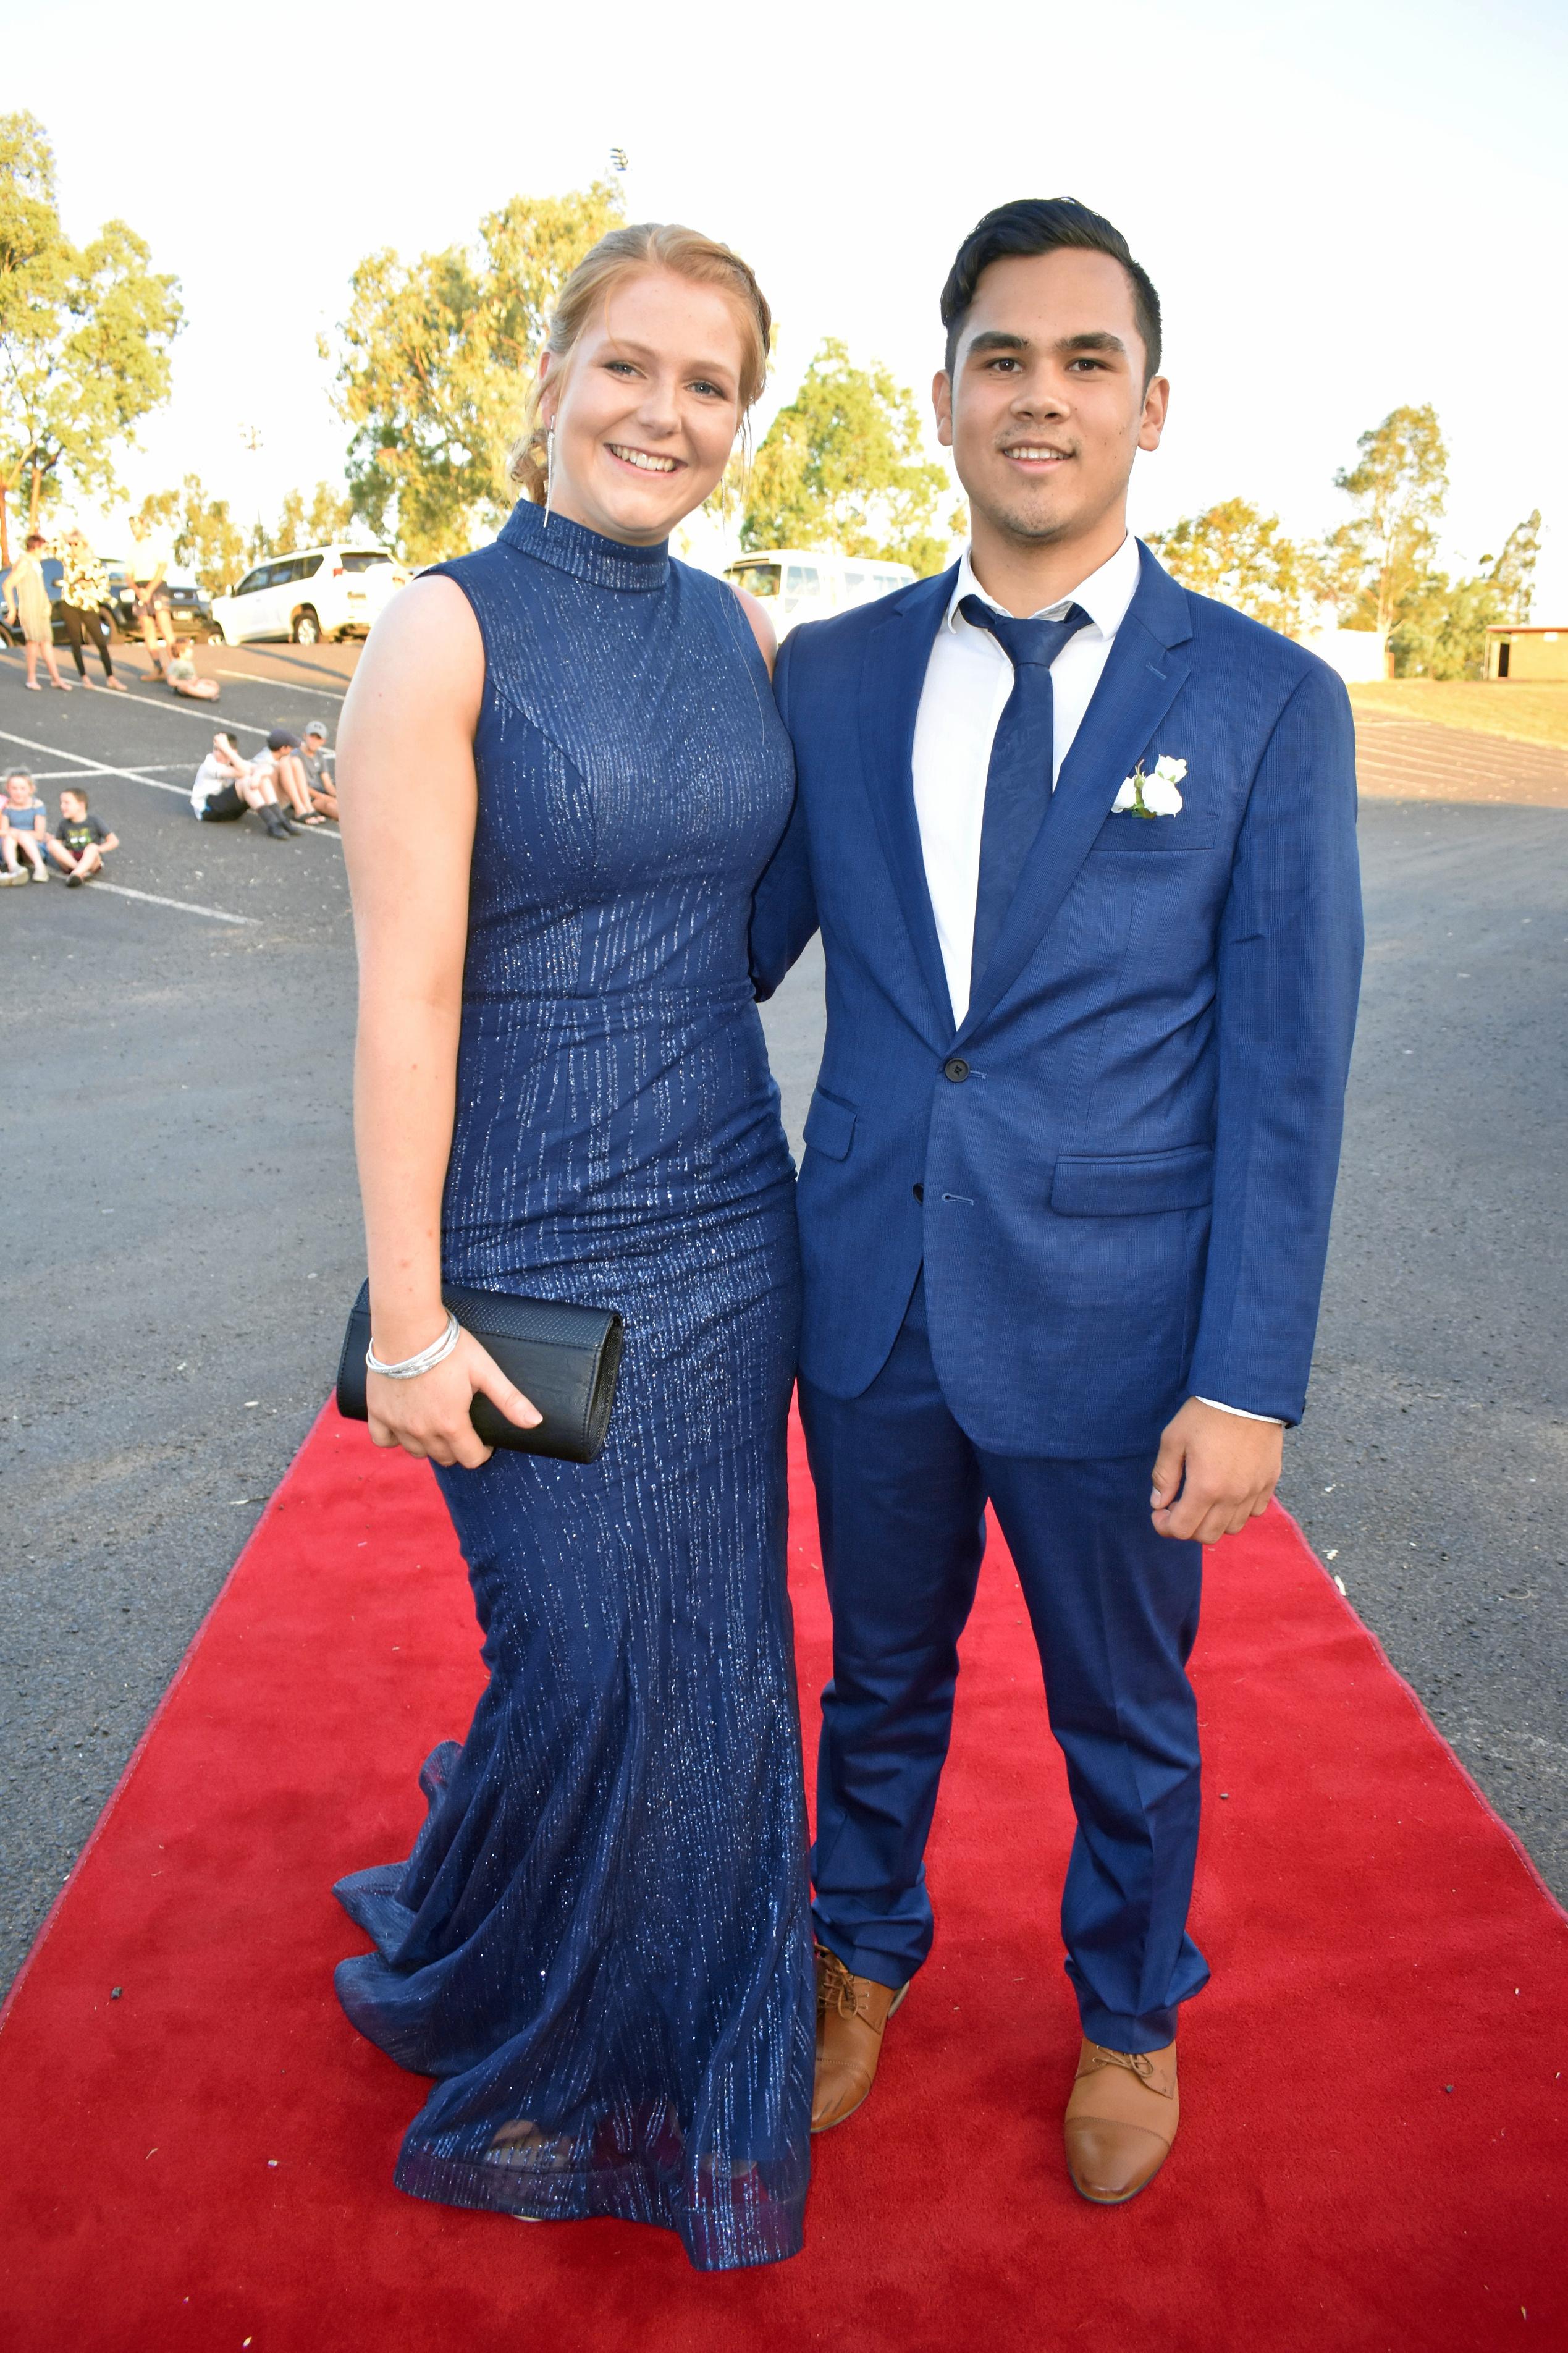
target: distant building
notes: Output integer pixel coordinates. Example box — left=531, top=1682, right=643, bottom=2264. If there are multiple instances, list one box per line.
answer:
left=1486, top=625, right=1568, bottom=682
left=1298, top=625, right=1390, bottom=683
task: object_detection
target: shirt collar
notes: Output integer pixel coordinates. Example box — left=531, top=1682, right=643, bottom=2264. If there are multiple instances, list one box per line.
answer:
left=945, top=531, right=1141, bottom=640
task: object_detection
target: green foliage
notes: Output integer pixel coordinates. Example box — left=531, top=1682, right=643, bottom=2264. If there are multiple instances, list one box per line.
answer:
left=1486, top=509, right=1540, bottom=623
left=0, top=112, right=182, bottom=561
left=136, top=475, right=360, bottom=590
left=327, top=182, right=625, bottom=564
left=1145, top=497, right=1313, bottom=636
left=1322, top=403, right=1448, bottom=636
left=740, top=340, right=959, bottom=575
left=137, top=476, right=250, bottom=591
left=1387, top=509, right=1543, bottom=679
left=1149, top=400, right=1545, bottom=682
left=270, top=479, right=355, bottom=559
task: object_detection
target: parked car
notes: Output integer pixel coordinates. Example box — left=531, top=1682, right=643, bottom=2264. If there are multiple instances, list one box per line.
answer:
left=722, top=548, right=916, bottom=638
left=98, top=562, right=219, bottom=644
left=209, top=544, right=410, bottom=646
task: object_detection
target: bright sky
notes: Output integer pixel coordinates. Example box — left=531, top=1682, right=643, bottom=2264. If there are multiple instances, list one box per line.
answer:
left=10, top=0, right=1567, bottom=606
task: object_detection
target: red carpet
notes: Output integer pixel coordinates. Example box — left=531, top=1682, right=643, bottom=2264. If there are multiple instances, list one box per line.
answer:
left=1, top=1406, right=1564, bottom=2352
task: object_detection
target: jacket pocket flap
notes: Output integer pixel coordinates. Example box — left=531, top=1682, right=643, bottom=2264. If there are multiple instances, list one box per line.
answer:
left=1051, top=1143, right=1213, bottom=1216
left=1090, top=812, right=1219, bottom=851
left=803, top=1089, right=857, bottom=1162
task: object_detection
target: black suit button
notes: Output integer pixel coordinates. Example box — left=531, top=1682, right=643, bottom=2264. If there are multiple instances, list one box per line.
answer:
left=943, top=1057, right=970, bottom=1083
left=913, top=1183, right=924, bottom=1202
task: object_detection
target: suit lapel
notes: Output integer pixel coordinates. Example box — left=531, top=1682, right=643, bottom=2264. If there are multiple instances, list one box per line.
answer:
left=958, top=546, right=1193, bottom=1041
left=857, top=570, right=958, bottom=1040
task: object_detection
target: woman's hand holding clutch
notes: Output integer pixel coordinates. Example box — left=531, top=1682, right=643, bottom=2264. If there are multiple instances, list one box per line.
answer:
left=367, top=1325, right=542, bottom=1468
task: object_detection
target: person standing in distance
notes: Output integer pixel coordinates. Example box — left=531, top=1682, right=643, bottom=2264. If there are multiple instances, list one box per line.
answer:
left=57, top=531, right=126, bottom=691
left=752, top=197, right=1363, bottom=2205
left=2, top=535, right=72, bottom=691
left=125, top=512, right=179, bottom=680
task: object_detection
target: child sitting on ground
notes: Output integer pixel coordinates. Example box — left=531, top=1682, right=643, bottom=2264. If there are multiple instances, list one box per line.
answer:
left=191, top=732, right=298, bottom=839
left=298, top=722, right=339, bottom=821
left=259, top=728, right=327, bottom=826
left=47, top=788, right=119, bottom=885
left=167, top=651, right=221, bottom=701
left=1, top=770, right=51, bottom=882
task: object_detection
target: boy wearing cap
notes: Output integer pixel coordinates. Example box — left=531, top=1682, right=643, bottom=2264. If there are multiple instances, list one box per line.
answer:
left=298, top=722, right=339, bottom=822
left=261, top=727, right=327, bottom=826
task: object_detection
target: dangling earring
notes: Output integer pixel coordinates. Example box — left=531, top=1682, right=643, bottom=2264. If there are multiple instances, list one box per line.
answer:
left=544, top=425, right=557, bottom=528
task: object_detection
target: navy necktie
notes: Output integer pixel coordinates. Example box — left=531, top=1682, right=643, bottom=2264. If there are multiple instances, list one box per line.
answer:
left=958, top=596, right=1090, bottom=991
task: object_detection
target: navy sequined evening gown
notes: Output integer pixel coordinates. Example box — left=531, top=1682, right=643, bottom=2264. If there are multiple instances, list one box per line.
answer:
left=333, top=499, right=813, bottom=2271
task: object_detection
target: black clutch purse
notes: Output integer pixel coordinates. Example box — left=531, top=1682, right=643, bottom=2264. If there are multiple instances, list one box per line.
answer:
left=335, top=1281, right=624, bottom=1464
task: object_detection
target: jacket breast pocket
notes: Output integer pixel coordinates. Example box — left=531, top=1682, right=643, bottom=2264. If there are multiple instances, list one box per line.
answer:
left=1051, top=1143, right=1213, bottom=1215
left=1088, top=812, right=1220, bottom=853
left=803, top=1087, right=857, bottom=1162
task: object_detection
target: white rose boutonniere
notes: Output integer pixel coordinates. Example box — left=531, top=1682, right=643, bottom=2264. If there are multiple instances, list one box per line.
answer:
left=1113, top=754, right=1187, bottom=818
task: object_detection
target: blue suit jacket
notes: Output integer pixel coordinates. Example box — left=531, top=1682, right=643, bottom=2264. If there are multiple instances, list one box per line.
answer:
left=752, top=544, right=1364, bottom=1458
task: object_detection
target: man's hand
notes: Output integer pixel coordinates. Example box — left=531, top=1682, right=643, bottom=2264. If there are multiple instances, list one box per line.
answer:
left=1150, top=1398, right=1283, bottom=1544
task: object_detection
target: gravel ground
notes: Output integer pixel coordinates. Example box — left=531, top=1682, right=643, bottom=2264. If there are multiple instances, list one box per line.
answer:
left=2, top=649, right=1562, bottom=2000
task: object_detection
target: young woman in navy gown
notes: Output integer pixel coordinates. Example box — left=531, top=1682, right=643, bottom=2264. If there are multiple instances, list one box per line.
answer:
left=332, top=226, right=812, bottom=2271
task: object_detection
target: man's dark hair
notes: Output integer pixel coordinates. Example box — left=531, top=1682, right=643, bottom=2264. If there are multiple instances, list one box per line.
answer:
left=61, top=785, right=88, bottom=806
left=941, top=197, right=1161, bottom=382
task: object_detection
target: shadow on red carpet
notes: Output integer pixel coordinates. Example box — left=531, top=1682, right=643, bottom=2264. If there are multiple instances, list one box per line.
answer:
left=0, top=1405, right=1563, bottom=2352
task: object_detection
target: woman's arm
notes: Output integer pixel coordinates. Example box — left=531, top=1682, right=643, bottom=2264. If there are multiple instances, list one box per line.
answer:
left=337, top=575, right=540, bottom=1467
left=730, top=582, right=777, bottom=678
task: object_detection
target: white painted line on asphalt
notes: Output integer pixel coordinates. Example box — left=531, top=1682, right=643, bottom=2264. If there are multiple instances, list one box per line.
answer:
left=21, top=763, right=187, bottom=780
left=0, top=667, right=272, bottom=737
left=0, top=726, right=188, bottom=795
left=215, top=668, right=348, bottom=703
left=105, top=686, right=272, bottom=738
left=22, top=766, right=127, bottom=781
left=89, top=881, right=260, bottom=926
left=4, top=651, right=349, bottom=732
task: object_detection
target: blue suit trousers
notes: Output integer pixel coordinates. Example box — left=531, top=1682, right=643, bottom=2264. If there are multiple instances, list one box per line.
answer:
left=800, top=1275, right=1211, bottom=2052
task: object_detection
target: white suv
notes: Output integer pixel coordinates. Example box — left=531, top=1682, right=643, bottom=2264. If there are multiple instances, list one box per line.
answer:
left=210, top=544, right=410, bottom=645
left=722, top=548, right=916, bottom=639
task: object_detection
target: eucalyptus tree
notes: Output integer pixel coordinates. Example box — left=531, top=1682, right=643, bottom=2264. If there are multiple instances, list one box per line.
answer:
left=327, top=183, right=625, bottom=564
left=0, top=112, right=182, bottom=563
left=740, top=338, right=960, bottom=575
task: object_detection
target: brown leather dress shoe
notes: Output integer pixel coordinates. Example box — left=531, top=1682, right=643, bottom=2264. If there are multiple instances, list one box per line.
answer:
left=811, top=1943, right=908, bottom=2133
left=1063, top=2038, right=1179, bottom=2205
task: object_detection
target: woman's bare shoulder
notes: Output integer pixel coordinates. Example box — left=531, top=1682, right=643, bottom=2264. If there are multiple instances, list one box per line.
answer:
left=728, top=581, right=777, bottom=676
left=348, top=572, right=485, bottom=724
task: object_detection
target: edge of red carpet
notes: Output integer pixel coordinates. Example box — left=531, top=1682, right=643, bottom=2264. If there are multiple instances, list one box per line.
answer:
left=0, top=1401, right=336, bottom=2038
left=1265, top=1496, right=1568, bottom=1927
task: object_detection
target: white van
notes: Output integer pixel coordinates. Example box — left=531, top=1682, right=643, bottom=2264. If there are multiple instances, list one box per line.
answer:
left=209, top=544, right=411, bottom=646
left=722, top=549, right=916, bottom=638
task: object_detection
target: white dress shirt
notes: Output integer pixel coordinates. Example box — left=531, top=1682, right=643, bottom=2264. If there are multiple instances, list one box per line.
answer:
left=912, top=531, right=1141, bottom=1030
left=909, top=534, right=1278, bottom=1427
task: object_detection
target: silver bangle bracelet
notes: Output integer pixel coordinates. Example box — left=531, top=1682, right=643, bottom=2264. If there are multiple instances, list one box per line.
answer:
left=366, top=1311, right=460, bottom=1380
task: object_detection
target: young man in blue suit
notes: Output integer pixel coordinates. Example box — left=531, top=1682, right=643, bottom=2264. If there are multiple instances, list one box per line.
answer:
left=752, top=198, right=1363, bottom=2205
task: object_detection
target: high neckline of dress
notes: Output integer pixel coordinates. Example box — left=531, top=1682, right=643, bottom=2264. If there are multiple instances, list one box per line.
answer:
left=499, top=497, right=670, bottom=591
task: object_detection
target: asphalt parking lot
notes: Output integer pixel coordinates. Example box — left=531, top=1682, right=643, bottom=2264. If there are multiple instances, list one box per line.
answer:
left=1, top=646, right=1564, bottom=1997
